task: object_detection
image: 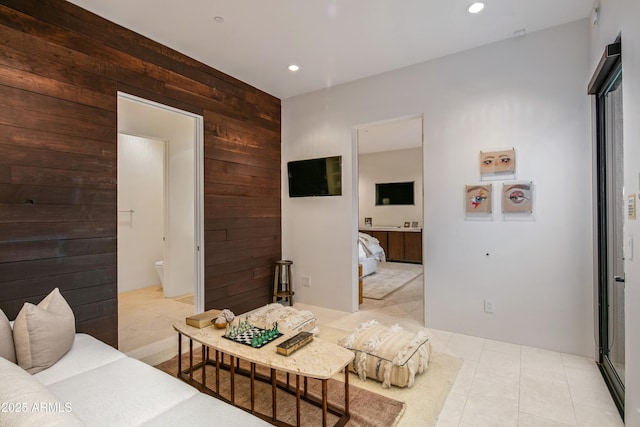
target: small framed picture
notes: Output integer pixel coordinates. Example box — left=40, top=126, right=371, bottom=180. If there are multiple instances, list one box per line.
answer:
left=480, top=148, right=516, bottom=179
left=411, top=221, right=419, bottom=228
left=403, top=221, right=410, bottom=228
left=502, top=181, right=533, bottom=214
left=465, top=184, right=492, bottom=214
left=364, top=217, right=372, bottom=227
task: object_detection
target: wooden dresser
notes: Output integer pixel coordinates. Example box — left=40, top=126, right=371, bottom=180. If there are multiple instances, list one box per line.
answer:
left=359, top=228, right=422, bottom=264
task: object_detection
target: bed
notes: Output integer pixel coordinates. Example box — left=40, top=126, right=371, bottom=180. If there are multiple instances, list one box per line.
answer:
left=358, top=232, right=386, bottom=277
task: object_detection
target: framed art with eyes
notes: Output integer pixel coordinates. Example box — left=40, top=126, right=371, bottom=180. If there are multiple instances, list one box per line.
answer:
left=480, top=149, right=516, bottom=178
left=465, top=184, right=492, bottom=214
left=502, top=182, right=533, bottom=213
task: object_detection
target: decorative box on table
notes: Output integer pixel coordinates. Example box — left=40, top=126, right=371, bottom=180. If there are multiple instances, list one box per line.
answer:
left=185, top=309, right=221, bottom=328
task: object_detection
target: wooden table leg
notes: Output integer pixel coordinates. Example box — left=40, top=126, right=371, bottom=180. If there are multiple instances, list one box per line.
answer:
left=271, top=368, right=277, bottom=421
left=215, top=350, right=220, bottom=395
left=177, top=333, right=182, bottom=378
left=189, top=339, right=193, bottom=381
left=322, top=379, right=328, bottom=427
left=304, top=376, right=308, bottom=398
left=230, top=355, right=235, bottom=404
left=250, top=363, right=256, bottom=412
left=296, top=375, right=301, bottom=427
left=201, top=345, right=206, bottom=388
left=344, top=365, right=350, bottom=416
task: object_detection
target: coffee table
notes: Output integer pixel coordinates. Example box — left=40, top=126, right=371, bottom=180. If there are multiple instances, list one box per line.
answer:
left=173, top=321, right=355, bottom=427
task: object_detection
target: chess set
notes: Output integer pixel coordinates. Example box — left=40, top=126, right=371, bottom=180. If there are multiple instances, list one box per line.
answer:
left=222, top=318, right=283, bottom=348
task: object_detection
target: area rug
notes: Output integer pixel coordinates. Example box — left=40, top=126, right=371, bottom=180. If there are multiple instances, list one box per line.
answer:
left=343, top=351, right=462, bottom=427
left=155, top=352, right=405, bottom=426
left=363, top=262, right=423, bottom=300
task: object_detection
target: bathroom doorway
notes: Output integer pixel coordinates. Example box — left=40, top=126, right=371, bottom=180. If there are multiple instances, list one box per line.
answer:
left=117, top=133, right=167, bottom=295
left=116, top=93, right=204, bottom=361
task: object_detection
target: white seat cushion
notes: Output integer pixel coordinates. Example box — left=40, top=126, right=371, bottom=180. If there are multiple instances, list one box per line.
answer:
left=46, top=357, right=198, bottom=427
left=34, top=334, right=126, bottom=386
left=0, top=356, right=86, bottom=427
left=141, top=393, right=270, bottom=427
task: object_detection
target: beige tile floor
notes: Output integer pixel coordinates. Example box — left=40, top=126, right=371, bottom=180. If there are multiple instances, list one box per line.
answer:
left=119, top=275, right=623, bottom=427
left=118, top=285, right=194, bottom=354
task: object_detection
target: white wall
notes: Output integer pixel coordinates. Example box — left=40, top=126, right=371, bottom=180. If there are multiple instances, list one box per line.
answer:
left=359, top=147, right=423, bottom=228
left=590, top=0, right=640, bottom=424
left=282, top=19, right=594, bottom=355
left=118, top=97, right=196, bottom=298
left=117, top=135, right=165, bottom=292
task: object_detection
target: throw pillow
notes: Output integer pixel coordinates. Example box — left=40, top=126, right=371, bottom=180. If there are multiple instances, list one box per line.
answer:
left=0, top=356, right=86, bottom=426
left=13, top=288, right=76, bottom=374
left=0, top=309, right=16, bottom=363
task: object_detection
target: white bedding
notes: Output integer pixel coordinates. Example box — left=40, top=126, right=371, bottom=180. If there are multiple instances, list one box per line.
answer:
left=358, top=232, right=386, bottom=277
left=358, top=232, right=386, bottom=262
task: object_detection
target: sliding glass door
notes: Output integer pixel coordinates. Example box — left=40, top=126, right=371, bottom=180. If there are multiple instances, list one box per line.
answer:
left=592, top=44, right=624, bottom=414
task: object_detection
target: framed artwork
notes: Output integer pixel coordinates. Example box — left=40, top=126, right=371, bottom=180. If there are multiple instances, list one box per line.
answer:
left=411, top=221, right=419, bottom=228
left=480, top=149, right=515, bottom=178
left=502, top=182, right=533, bottom=213
left=465, top=184, right=492, bottom=214
left=403, top=222, right=410, bottom=228
left=364, top=217, right=372, bottom=227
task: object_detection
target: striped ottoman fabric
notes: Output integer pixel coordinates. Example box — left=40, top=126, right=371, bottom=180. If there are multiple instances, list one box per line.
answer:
left=339, top=320, right=430, bottom=388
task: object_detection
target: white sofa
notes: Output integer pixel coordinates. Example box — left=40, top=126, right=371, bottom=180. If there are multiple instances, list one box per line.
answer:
left=1, top=333, right=269, bottom=427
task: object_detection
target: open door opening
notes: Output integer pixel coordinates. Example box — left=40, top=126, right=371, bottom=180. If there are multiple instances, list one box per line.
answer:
left=116, top=93, right=204, bottom=359
left=354, top=115, right=424, bottom=324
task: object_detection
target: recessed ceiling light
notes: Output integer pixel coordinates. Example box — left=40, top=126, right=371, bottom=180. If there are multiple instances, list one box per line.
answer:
left=467, top=2, right=485, bottom=14
left=213, top=16, right=224, bottom=23
left=288, top=65, right=300, bottom=72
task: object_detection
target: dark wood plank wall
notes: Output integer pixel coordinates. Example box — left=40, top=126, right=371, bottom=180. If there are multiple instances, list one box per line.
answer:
left=0, top=0, right=281, bottom=347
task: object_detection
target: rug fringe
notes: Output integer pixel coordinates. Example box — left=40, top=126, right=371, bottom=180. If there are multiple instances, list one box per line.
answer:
left=391, top=402, right=407, bottom=427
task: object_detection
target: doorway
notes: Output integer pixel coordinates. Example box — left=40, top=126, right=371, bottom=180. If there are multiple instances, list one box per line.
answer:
left=116, top=93, right=204, bottom=358
left=355, top=115, right=424, bottom=324
left=117, top=133, right=167, bottom=294
left=590, top=41, right=624, bottom=414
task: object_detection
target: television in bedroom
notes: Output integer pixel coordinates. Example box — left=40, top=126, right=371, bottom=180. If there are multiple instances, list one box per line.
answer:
left=375, top=181, right=415, bottom=205
left=287, top=156, right=342, bottom=198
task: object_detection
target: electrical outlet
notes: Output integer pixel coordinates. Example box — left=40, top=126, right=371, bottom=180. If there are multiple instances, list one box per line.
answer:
left=301, top=276, right=311, bottom=287
left=484, top=299, right=494, bottom=314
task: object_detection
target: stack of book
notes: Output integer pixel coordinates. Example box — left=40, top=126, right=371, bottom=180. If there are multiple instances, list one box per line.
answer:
left=185, top=309, right=222, bottom=328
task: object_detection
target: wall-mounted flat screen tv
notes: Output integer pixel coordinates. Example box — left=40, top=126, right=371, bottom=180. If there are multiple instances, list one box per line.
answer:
left=287, top=156, right=342, bottom=197
left=376, top=181, right=414, bottom=205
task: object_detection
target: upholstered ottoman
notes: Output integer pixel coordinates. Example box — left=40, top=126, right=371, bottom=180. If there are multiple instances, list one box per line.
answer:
left=339, top=320, right=430, bottom=388
left=246, top=303, right=318, bottom=334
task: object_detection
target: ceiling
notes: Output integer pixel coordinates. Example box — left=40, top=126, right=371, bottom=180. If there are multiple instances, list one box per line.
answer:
left=67, top=0, right=594, bottom=100
left=358, top=117, right=423, bottom=154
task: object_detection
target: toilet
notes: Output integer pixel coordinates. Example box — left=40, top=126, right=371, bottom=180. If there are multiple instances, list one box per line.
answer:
left=154, top=260, right=164, bottom=288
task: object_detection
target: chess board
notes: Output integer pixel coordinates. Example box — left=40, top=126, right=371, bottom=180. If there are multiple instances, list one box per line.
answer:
left=222, top=326, right=283, bottom=348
